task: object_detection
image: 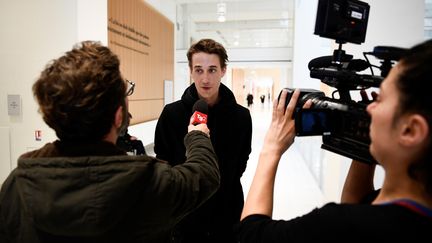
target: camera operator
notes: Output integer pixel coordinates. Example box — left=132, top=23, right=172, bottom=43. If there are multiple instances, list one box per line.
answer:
left=237, top=39, right=432, bottom=242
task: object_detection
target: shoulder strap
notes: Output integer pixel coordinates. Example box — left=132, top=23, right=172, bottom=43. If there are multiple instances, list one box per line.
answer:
left=390, top=199, right=432, bottom=218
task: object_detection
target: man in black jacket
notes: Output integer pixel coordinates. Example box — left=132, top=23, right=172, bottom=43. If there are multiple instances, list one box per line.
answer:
left=154, top=38, right=252, bottom=243
left=0, top=41, right=220, bottom=243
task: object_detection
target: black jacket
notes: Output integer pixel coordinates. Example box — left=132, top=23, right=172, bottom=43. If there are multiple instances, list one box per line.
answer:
left=154, top=83, right=252, bottom=242
left=0, top=131, right=219, bottom=243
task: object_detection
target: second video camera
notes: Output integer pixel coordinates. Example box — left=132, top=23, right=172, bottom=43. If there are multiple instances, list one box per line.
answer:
left=281, top=0, right=406, bottom=164
left=280, top=87, right=372, bottom=164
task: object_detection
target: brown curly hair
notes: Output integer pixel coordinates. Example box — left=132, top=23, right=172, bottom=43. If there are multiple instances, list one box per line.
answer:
left=187, top=38, right=228, bottom=69
left=32, top=41, right=126, bottom=141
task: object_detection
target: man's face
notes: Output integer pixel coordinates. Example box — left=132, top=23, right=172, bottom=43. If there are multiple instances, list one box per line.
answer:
left=190, top=52, right=226, bottom=106
left=117, top=98, right=130, bottom=136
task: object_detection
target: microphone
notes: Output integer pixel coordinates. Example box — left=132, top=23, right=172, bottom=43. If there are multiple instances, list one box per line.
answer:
left=346, top=59, right=370, bottom=72
left=308, top=56, right=369, bottom=72
left=191, top=99, right=208, bottom=125
left=308, top=56, right=333, bottom=70
left=371, top=46, right=407, bottom=61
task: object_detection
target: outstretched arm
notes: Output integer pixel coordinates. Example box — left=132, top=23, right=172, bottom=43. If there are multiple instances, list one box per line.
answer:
left=241, top=89, right=300, bottom=220
left=341, top=90, right=379, bottom=203
left=341, top=160, right=376, bottom=203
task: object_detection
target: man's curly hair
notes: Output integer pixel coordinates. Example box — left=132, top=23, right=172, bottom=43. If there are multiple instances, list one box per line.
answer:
left=33, top=41, right=126, bottom=141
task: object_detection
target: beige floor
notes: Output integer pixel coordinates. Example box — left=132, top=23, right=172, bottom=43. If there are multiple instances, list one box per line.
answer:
left=241, top=102, right=325, bottom=220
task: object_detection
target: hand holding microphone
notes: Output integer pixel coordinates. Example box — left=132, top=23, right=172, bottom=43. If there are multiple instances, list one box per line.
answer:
left=188, top=99, right=210, bottom=136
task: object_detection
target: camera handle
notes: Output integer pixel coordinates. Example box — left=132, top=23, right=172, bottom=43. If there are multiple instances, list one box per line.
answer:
left=337, top=88, right=352, bottom=102
left=333, top=41, right=354, bottom=102
left=333, top=42, right=353, bottom=63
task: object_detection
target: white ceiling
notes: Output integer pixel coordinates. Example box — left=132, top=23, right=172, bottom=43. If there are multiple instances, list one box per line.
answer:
left=175, top=0, right=295, bottom=49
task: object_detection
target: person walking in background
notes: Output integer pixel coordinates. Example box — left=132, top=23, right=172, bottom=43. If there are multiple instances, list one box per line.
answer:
left=0, top=41, right=220, bottom=243
left=246, top=93, right=254, bottom=107
left=237, top=39, right=432, bottom=242
left=259, top=94, right=265, bottom=107
left=154, top=38, right=252, bottom=243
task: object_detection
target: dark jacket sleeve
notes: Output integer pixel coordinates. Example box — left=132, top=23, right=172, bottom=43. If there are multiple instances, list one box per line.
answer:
left=238, top=108, right=252, bottom=177
left=151, top=130, right=220, bottom=224
left=154, top=103, right=189, bottom=165
left=0, top=196, right=7, bottom=243
left=154, top=105, right=173, bottom=162
left=0, top=172, right=17, bottom=243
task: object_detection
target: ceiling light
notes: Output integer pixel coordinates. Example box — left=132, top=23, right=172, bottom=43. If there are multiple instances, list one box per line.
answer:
left=217, top=2, right=226, bottom=22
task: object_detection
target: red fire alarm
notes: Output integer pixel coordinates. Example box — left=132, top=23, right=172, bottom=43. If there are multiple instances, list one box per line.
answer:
left=35, top=130, right=42, bottom=141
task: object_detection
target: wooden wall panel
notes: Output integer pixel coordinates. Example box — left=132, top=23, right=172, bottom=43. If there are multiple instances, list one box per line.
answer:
left=108, top=0, right=174, bottom=124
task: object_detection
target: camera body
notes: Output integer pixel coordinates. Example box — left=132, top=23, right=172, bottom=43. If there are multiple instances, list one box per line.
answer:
left=279, top=88, right=374, bottom=164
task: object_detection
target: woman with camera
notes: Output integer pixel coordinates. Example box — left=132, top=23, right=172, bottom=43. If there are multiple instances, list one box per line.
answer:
left=237, top=39, right=432, bottom=242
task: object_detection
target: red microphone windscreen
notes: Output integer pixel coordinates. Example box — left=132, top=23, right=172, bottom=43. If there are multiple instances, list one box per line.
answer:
left=191, top=100, right=208, bottom=125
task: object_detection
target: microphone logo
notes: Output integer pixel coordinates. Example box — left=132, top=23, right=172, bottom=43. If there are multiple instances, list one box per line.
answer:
left=192, top=111, right=208, bottom=125
left=191, top=99, right=209, bottom=125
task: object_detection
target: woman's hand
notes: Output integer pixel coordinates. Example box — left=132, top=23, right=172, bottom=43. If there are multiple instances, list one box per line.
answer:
left=262, top=89, right=301, bottom=156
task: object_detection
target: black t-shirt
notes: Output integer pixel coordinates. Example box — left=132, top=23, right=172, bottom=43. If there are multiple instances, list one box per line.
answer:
left=237, top=202, right=432, bottom=242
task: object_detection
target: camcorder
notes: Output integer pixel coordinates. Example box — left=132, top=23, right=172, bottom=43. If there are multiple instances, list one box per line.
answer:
left=279, top=0, right=407, bottom=164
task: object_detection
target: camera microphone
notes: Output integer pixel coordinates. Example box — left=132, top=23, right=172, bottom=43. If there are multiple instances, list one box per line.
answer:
left=370, top=46, right=407, bottom=61
left=308, top=56, right=333, bottom=70
left=308, top=56, right=369, bottom=72
left=346, top=59, right=370, bottom=72
left=191, top=99, right=208, bottom=125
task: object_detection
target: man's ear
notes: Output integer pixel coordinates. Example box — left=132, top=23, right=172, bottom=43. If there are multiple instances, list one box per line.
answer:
left=221, top=67, right=227, bottom=77
left=399, top=114, right=429, bottom=147
left=114, top=106, right=123, bottom=129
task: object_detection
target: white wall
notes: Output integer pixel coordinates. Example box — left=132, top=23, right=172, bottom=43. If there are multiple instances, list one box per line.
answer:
left=0, top=1, right=169, bottom=184
left=77, top=0, right=108, bottom=45
left=0, top=0, right=78, bottom=184
left=293, top=0, right=330, bottom=90
left=0, top=0, right=110, bottom=184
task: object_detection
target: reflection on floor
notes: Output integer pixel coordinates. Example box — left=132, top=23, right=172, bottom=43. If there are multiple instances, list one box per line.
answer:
left=241, top=102, right=325, bottom=220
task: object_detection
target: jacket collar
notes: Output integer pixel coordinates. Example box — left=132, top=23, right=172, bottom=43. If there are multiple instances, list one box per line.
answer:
left=181, top=83, right=237, bottom=109
left=20, top=140, right=126, bottom=159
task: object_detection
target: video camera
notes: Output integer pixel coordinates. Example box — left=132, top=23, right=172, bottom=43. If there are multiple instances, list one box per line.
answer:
left=280, top=0, right=407, bottom=164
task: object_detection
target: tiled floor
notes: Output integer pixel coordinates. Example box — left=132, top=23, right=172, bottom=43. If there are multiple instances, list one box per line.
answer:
left=240, top=102, right=325, bottom=220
